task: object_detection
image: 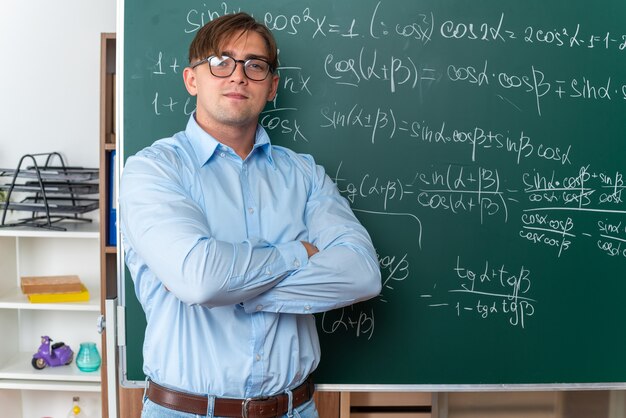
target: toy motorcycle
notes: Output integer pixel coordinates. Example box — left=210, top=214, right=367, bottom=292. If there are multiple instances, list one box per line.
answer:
left=32, top=335, right=74, bottom=370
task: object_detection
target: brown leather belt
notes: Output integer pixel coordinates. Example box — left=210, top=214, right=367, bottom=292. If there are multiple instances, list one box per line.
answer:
left=146, top=377, right=315, bottom=418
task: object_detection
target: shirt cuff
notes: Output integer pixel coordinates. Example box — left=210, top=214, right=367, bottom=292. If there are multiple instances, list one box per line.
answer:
left=275, top=240, right=309, bottom=272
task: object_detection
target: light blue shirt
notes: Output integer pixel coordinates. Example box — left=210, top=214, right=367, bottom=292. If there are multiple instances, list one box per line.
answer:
left=120, top=115, right=381, bottom=398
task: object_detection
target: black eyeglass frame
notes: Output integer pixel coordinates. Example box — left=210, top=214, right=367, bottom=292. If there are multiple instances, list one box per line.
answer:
left=190, top=55, right=275, bottom=81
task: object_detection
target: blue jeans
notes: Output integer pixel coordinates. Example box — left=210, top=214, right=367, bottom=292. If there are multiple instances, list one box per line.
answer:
left=141, top=398, right=320, bottom=418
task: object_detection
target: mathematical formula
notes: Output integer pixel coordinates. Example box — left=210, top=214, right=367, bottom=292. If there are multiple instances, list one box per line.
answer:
left=425, top=257, right=536, bottom=328
left=185, top=3, right=626, bottom=54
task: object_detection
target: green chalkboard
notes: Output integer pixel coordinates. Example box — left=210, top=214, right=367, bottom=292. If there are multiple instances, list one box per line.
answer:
left=122, top=0, right=626, bottom=387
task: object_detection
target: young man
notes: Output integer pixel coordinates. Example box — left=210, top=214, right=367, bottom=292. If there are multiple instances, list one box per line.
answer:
left=120, top=12, right=381, bottom=418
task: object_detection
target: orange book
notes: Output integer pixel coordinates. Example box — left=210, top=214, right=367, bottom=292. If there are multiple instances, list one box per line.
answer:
left=20, top=275, right=84, bottom=294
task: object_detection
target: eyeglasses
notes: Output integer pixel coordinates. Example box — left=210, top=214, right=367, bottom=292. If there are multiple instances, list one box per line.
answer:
left=190, top=55, right=274, bottom=81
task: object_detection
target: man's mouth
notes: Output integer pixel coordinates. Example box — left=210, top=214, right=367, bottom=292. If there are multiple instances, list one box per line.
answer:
left=224, top=92, right=247, bottom=99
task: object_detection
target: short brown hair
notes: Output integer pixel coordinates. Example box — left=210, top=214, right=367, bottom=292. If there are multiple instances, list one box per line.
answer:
left=188, top=12, right=278, bottom=72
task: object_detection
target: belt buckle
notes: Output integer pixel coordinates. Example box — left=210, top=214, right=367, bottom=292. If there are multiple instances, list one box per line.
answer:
left=242, top=396, right=270, bottom=418
left=242, top=398, right=253, bottom=418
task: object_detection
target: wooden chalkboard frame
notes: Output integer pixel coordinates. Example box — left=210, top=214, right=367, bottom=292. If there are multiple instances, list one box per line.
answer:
left=116, top=0, right=626, bottom=390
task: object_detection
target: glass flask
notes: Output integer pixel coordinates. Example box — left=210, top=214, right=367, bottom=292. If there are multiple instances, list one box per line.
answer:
left=66, top=396, right=86, bottom=417
left=76, top=342, right=101, bottom=372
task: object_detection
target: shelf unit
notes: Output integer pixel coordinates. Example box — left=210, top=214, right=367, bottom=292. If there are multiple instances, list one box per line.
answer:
left=99, top=32, right=116, bottom=301
left=0, top=223, right=102, bottom=417
left=100, top=32, right=132, bottom=418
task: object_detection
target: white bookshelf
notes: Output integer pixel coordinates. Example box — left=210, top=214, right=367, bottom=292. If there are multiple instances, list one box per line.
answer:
left=0, top=224, right=102, bottom=415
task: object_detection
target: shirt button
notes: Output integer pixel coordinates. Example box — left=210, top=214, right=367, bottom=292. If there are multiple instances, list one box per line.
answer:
left=256, top=354, right=261, bottom=361
left=265, top=268, right=272, bottom=275
left=304, top=305, right=311, bottom=311
left=294, top=260, right=301, bottom=268
left=220, top=152, right=226, bottom=158
left=248, top=207, right=254, bottom=214
left=256, top=305, right=263, bottom=311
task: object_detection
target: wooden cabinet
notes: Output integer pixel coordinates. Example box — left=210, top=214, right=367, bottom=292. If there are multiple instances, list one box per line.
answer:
left=342, top=392, right=432, bottom=418
left=99, top=32, right=133, bottom=418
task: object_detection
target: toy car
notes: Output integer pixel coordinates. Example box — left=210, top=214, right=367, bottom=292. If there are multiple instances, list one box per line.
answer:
left=32, top=335, right=74, bottom=369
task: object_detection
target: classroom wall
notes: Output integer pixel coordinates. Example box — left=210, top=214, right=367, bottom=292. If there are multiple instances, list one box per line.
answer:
left=0, top=0, right=116, bottom=169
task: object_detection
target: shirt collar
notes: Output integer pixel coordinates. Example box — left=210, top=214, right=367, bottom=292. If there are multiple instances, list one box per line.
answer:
left=185, top=114, right=275, bottom=168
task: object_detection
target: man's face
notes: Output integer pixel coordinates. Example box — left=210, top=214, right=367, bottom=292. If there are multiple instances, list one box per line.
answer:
left=184, top=30, right=279, bottom=133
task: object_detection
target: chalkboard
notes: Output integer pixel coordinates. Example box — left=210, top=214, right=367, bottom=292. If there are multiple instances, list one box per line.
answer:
left=121, top=0, right=626, bottom=387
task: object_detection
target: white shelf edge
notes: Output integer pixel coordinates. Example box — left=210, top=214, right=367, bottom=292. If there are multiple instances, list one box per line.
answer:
left=0, top=222, right=100, bottom=239
left=0, top=352, right=101, bottom=383
left=0, top=288, right=101, bottom=312
left=0, top=379, right=101, bottom=392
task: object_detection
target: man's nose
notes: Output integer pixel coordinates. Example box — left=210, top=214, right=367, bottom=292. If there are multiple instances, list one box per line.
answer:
left=230, top=60, right=247, bottom=82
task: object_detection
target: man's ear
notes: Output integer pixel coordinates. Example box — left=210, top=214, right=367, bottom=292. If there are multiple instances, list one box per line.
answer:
left=183, top=67, right=198, bottom=96
left=267, top=74, right=279, bottom=101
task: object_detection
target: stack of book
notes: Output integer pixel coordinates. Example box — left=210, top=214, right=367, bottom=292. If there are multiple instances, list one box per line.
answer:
left=20, top=275, right=90, bottom=303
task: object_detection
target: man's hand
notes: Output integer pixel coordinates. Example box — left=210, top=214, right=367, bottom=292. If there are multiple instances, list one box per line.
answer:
left=301, top=241, right=319, bottom=258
